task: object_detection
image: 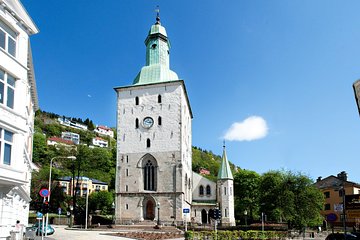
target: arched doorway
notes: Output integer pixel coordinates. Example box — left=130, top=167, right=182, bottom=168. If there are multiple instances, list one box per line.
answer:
left=201, top=209, right=207, bottom=224
left=145, top=200, right=155, bottom=220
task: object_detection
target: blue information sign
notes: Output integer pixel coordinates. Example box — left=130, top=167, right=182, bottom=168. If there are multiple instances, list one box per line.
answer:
left=36, top=212, right=43, bottom=219
left=183, top=208, right=190, bottom=213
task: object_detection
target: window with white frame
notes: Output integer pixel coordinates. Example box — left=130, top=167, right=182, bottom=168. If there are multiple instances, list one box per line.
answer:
left=0, top=128, right=13, bottom=165
left=0, top=69, right=15, bottom=108
left=0, top=20, right=17, bottom=57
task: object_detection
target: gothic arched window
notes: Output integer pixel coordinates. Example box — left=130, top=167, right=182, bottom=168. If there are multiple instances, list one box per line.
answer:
left=144, top=159, right=156, bottom=191
left=135, top=96, right=139, bottom=105
left=206, top=185, right=211, bottom=195
left=199, top=185, right=204, bottom=196
left=158, top=94, right=162, bottom=103
left=135, top=118, right=139, bottom=129
left=146, top=138, right=151, bottom=148
left=158, top=116, right=162, bottom=126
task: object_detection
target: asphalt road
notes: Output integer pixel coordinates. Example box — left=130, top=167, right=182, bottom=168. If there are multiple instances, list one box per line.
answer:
left=32, top=225, right=134, bottom=240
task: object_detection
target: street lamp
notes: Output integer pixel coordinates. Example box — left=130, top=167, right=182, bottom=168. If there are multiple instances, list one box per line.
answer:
left=69, top=205, right=74, bottom=228
left=112, top=202, right=115, bottom=224
left=85, top=177, right=89, bottom=230
left=244, top=210, right=248, bottom=227
left=157, top=202, right=160, bottom=226
left=46, top=156, right=76, bottom=236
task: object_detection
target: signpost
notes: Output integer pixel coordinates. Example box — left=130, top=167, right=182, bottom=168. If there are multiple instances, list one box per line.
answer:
left=39, top=188, right=50, bottom=240
left=183, top=208, right=190, bottom=232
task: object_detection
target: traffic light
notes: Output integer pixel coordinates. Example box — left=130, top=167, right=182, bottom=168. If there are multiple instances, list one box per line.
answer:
left=218, top=209, right=222, bottom=219
left=42, top=201, right=50, bottom=214
left=214, top=209, right=220, bottom=220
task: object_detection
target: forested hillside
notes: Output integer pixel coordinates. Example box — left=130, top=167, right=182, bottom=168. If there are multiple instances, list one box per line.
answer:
left=31, top=110, right=237, bottom=199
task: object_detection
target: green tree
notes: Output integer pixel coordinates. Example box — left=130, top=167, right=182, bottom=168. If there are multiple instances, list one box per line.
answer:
left=89, top=191, right=114, bottom=214
left=44, top=123, right=62, bottom=137
left=32, top=132, right=49, bottom=165
left=234, top=169, right=261, bottom=222
left=258, top=170, right=324, bottom=229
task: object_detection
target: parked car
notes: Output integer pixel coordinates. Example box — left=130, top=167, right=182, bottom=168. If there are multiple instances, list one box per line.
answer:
left=26, top=222, right=55, bottom=236
left=325, top=233, right=358, bottom=240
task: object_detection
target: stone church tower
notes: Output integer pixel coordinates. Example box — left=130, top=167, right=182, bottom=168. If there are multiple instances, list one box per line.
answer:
left=217, top=145, right=236, bottom=226
left=114, top=14, right=193, bottom=225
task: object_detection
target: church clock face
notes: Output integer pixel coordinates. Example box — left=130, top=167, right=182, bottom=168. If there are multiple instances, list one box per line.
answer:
left=143, top=117, right=154, bottom=128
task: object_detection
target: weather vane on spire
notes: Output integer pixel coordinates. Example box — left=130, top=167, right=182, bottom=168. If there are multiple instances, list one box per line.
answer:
left=155, top=5, right=161, bottom=25
left=223, top=140, right=226, bottom=148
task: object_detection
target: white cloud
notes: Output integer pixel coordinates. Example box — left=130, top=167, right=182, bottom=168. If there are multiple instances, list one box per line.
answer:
left=87, top=94, right=92, bottom=98
left=223, top=116, right=269, bottom=141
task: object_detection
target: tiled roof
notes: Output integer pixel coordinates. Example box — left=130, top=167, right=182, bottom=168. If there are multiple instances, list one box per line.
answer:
left=48, top=137, right=74, bottom=145
left=98, top=126, right=111, bottom=131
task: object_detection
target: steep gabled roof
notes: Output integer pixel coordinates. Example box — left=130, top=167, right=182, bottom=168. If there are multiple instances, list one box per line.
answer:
left=217, top=145, right=233, bottom=180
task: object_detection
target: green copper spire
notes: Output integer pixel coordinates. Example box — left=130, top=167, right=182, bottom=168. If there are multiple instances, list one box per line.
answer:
left=218, top=143, right=234, bottom=180
left=133, top=10, right=179, bottom=85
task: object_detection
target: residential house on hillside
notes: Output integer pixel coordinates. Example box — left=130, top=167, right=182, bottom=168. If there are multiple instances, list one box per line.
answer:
left=57, top=176, right=108, bottom=197
left=92, top=137, right=108, bottom=148
left=0, top=0, right=39, bottom=237
left=94, top=125, right=114, bottom=138
left=57, top=117, right=87, bottom=130
left=314, top=171, right=360, bottom=228
left=199, top=168, right=210, bottom=175
left=61, top=131, right=80, bottom=145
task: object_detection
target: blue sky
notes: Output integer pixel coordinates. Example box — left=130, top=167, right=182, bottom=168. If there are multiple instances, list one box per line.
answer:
left=22, top=1, right=360, bottom=183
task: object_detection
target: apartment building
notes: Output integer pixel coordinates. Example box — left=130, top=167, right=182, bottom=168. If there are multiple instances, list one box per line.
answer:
left=315, top=171, right=360, bottom=228
left=58, top=176, right=108, bottom=196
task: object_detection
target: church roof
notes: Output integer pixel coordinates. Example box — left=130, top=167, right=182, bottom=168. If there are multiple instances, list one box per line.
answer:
left=132, top=13, right=179, bottom=85
left=217, top=145, right=233, bottom=180
left=133, top=65, right=179, bottom=85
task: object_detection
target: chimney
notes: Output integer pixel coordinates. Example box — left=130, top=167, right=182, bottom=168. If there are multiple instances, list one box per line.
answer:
left=337, top=171, right=348, bottom=181
left=317, top=177, right=322, bottom=182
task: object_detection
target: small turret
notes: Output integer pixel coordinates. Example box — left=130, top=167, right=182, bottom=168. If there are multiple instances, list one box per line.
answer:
left=216, top=143, right=235, bottom=226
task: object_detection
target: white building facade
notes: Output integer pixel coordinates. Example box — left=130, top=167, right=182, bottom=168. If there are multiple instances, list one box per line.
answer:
left=61, top=131, right=80, bottom=145
left=114, top=14, right=235, bottom=227
left=0, top=0, right=39, bottom=237
left=94, top=125, right=114, bottom=138
left=92, top=137, right=108, bottom=148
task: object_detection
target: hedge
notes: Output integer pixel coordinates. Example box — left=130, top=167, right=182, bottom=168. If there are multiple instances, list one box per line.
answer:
left=185, top=230, right=287, bottom=240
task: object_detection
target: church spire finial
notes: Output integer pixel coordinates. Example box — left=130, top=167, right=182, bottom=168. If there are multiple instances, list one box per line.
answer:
left=155, top=6, right=161, bottom=25
left=223, top=140, right=226, bottom=149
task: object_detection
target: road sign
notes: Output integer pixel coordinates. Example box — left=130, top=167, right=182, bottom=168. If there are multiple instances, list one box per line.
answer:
left=39, top=188, right=50, bottom=198
left=58, top=207, right=62, bottom=215
left=36, top=212, right=43, bottom=220
left=183, top=208, right=190, bottom=214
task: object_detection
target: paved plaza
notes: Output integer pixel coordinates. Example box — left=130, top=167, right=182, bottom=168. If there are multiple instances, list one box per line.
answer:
left=31, top=225, right=185, bottom=240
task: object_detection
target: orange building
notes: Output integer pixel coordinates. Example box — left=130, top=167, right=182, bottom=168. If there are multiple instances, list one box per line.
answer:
left=314, top=171, right=360, bottom=228
left=57, top=176, right=108, bottom=197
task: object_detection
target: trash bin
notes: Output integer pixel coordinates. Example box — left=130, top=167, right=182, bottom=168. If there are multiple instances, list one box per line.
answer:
left=24, top=227, right=36, bottom=240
